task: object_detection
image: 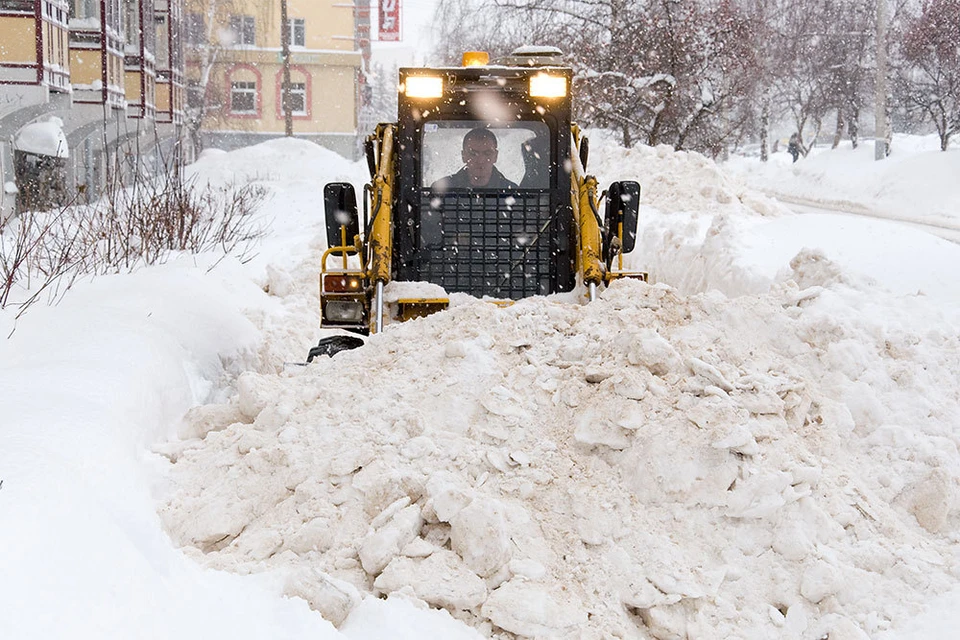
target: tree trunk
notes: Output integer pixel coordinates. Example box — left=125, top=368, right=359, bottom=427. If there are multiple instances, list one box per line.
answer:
left=759, top=100, right=769, bottom=162
left=832, top=110, right=844, bottom=148
left=849, top=108, right=859, bottom=148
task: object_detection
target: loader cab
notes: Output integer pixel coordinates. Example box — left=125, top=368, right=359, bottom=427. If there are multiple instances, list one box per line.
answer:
left=391, top=59, right=577, bottom=299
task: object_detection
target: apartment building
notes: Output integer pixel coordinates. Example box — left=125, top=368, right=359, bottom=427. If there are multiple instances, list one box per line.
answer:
left=0, top=0, right=186, bottom=219
left=185, top=0, right=362, bottom=157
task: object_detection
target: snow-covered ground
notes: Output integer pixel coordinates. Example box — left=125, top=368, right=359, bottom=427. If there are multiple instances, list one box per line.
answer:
left=2, top=134, right=960, bottom=639
left=725, top=133, right=960, bottom=229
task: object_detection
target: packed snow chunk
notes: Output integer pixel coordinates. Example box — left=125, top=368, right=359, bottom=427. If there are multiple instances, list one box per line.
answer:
left=574, top=408, right=632, bottom=450
left=612, top=370, right=649, bottom=401
left=626, top=329, right=683, bottom=376
left=898, top=468, right=954, bottom=534
left=283, top=566, right=361, bottom=627
left=450, top=498, right=512, bottom=578
left=686, top=356, right=735, bottom=392
left=236, top=371, right=285, bottom=423
left=725, top=471, right=793, bottom=519
left=800, top=560, right=842, bottom=604
left=425, top=473, right=474, bottom=523
left=481, top=579, right=587, bottom=637
left=177, top=402, right=244, bottom=440
left=285, top=516, right=336, bottom=554
left=711, top=424, right=760, bottom=457
left=634, top=599, right=704, bottom=640
left=341, top=594, right=486, bottom=639
left=810, top=614, right=871, bottom=640
left=359, top=504, right=423, bottom=575
left=264, top=264, right=297, bottom=297
left=374, top=550, right=487, bottom=610
left=787, top=249, right=848, bottom=289
left=771, top=514, right=817, bottom=561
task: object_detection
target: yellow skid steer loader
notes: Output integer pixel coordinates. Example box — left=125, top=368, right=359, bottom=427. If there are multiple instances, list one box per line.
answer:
left=309, top=47, right=644, bottom=360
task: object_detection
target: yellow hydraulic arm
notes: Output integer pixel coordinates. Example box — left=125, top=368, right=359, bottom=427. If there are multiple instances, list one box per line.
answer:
left=570, top=125, right=605, bottom=300
left=366, top=124, right=396, bottom=333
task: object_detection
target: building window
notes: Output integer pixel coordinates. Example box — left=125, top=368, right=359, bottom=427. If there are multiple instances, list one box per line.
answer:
left=285, top=82, right=306, bottom=115
left=70, top=0, right=100, bottom=19
left=155, top=13, right=169, bottom=67
left=0, top=0, right=35, bottom=14
left=229, top=15, right=255, bottom=46
left=124, top=0, right=139, bottom=47
left=287, top=18, right=305, bottom=47
left=230, top=81, right=257, bottom=114
left=184, top=12, right=205, bottom=45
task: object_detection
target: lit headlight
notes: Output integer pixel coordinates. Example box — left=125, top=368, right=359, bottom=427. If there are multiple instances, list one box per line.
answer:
left=404, top=76, right=444, bottom=99
left=324, top=274, right=363, bottom=293
left=529, top=73, right=567, bottom=98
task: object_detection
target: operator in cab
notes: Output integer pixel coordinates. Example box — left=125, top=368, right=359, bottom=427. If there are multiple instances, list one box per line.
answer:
left=431, top=127, right=518, bottom=190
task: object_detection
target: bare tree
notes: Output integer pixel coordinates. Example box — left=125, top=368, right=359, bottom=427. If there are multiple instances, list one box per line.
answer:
left=184, top=0, right=273, bottom=151
left=431, top=0, right=763, bottom=156
left=430, top=0, right=561, bottom=65
left=894, top=0, right=960, bottom=150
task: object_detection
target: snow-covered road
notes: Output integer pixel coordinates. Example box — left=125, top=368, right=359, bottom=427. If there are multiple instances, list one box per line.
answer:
left=771, top=193, right=960, bottom=243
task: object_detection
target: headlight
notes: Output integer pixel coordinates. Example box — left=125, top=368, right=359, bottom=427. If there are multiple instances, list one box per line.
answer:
left=323, top=274, right=363, bottom=293
left=404, top=76, right=444, bottom=99
left=529, top=73, right=567, bottom=98
left=324, top=299, right=365, bottom=323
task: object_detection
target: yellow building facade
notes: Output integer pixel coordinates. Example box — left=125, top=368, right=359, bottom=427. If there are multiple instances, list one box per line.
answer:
left=185, top=0, right=362, bottom=156
left=0, top=0, right=187, bottom=218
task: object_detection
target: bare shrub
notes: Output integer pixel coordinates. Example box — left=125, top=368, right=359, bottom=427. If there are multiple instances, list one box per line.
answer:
left=0, top=206, right=82, bottom=319
left=1, top=171, right=267, bottom=324
left=74, top=174, right=267, bottom=275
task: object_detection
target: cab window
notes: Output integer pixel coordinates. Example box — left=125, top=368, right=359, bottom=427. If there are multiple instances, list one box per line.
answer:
left=421, top=121, right=550, bottom=189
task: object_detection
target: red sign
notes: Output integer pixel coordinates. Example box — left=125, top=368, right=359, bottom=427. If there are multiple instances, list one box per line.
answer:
left=379, top=0, right=401, bottom=41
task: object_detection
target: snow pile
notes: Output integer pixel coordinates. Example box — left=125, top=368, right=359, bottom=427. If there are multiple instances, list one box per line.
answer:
left=587, top=130, right=786, bottom=218
left=160, top=251, right=960, bottom=639
left=187, top=138, right=361, bottom=187
left=583, top=133, right=794, bottom=297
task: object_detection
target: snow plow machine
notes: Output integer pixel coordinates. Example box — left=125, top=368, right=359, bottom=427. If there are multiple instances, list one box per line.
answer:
left=308, top=47, right=645, bottom=361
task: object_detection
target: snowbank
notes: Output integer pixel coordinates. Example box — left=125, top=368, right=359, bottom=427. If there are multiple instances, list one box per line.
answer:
left=0, top=258, right=342, bottom=640
left=725, top=134, right=960, bottom=227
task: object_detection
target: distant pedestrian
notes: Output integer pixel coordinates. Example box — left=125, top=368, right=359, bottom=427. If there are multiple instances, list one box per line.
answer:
left=788, top=133, right=801, bottom=162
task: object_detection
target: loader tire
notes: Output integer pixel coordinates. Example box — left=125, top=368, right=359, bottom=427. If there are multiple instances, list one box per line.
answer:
left=307, top=335, right=366, bottom=362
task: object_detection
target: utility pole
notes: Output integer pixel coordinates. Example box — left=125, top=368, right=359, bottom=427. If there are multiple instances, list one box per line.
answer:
left=280, top=0, right=293, bottom=137
left=875, top=0, right=888, bottom=160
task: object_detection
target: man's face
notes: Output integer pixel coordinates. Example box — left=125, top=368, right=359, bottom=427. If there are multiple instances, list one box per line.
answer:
left=462, top=136, right=498, bottom=186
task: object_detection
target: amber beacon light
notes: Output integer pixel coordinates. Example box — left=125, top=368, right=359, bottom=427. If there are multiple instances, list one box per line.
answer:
left=461, top=51, right=490, bottom=67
